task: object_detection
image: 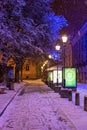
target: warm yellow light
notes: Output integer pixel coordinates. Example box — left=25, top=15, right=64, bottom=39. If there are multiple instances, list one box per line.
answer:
left=48, top=55, right=52, bottom=59
left=62, top=35, right=68, bottom=43
left=55, top=45, right=60, bottom=51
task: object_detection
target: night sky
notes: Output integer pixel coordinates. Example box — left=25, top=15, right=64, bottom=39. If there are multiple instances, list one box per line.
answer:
left=52, top=0, right=87, bottom=35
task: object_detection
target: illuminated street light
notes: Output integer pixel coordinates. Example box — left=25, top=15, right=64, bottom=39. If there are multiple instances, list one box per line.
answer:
left=47, top=54, right=52, bottom=84
left=61, top=35, right=68, bottom=87
left=48, top=54, right=52, bottom=59
left=61, top=35, right=68, bottom=66
left=55, top=45, right=60, bottom=85
left=41, top=60, right=48, bottom=72
left=55, top=45, right=60, bottom=51
left=62, top=35, right=68, bottom=43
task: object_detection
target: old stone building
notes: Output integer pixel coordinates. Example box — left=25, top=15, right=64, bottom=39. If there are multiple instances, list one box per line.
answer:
left=20, top=59, right=37, bottom=80
left=7, top=58, right=40, bottom=81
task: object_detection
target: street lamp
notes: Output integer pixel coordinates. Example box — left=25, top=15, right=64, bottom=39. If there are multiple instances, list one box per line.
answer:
left=61, top=35, right=68, bottom=87
left=62, top=35, right=68, bottom=43
left=48, top=54, right=52, bottom=59
left=55, top=45, right=60, bottom=85
left=61, top=35, right=68, bottom=66
left=47, top=54, right=52, bottom=84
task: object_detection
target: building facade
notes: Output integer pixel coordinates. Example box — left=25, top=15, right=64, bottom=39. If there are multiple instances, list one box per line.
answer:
left=7, top=58, right=40, bottom=80
left=64, top=44, right=72, bottom=67
left=20, top=59, right=37, bottom=80
left=71, top=22, right=87, bottom=83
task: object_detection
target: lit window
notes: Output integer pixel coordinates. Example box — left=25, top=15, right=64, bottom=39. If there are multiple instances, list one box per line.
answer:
left=26, top=65, right=29, bottom=71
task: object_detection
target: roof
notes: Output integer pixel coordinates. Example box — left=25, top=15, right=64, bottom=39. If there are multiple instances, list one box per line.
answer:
left=47, top=65, right=63, bottom=71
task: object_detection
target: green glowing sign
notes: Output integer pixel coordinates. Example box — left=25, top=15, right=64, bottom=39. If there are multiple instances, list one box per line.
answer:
left=62, top=68, right=77, bottom=87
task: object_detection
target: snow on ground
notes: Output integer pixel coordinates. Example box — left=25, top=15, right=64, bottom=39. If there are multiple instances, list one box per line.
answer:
left=0, top=80, right=87, bottom=130
left=0, top=83, right=24, bottom=115
left=72, top=83, right=87, bottom=108
left=0, top=80, right=75, bottom=130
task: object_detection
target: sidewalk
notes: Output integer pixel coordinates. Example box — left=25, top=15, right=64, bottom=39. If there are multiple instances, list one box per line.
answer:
left=0, top=82, right=25, bottom=116
left=23, top=80, right=87, bottom=130
left=49, top=93, right=87, bottom=130
left=47, top=84, right=87, bottom=130
left=0, top=80, right=87, bottom=130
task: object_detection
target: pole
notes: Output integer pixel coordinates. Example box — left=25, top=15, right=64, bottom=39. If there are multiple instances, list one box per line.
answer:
left=63, top=44, right=65, bottom=87
left=57, top=51, right=58, bottom=86
left=64, top=44, right=65, bottom=67
left=55, top=45, right=60, bottom=86
left=62, top=35, right=68, bottom=87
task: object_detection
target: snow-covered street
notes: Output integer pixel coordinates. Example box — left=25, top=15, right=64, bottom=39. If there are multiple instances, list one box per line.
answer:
left=0, top=80, right=75, bottom=130
left=0, top=0, right=87, bottom=129
left=0, top=79, right=87, bottom=130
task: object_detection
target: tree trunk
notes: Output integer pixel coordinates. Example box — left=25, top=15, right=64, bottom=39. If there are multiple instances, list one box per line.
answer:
left=15, top=66, right=20, bottom=83
left=20, top=65, right=23, bottom=82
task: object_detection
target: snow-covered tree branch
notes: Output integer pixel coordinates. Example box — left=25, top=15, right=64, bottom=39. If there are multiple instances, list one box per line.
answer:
left=0, top=0, right=68, bottom=65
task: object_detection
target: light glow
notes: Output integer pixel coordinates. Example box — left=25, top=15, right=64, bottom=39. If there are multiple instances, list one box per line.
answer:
left=48, top=55, right=52, bottom=59
left=53, top=70, right=62, bottom=83
left=62, top=35, right=68, bottom=43
left=55, top=45, right=60, bottom=51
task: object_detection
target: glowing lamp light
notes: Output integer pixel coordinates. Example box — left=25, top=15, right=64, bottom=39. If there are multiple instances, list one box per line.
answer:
left=55, top=45, right=60, bottom=51
left=48, top=55, right=52, bottom=59
left=62, top=35, right=68, bottom=43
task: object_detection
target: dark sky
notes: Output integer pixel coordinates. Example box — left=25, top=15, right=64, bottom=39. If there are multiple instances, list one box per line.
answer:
left=52, top=0, right=87, bottom=35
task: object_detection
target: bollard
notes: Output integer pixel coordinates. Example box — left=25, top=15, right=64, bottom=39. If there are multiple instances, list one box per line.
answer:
left=68, top=89, right=72, bottom=101
left=60, top=88, right=68, bottom=98
left=84, top=96, right=87, bottom=111
left=50, top=82, right=53, bottom=89
left=48, top=82, right=51, bottom=88
left=54, top=86, right=59, bottom=92
left=58, top=86, right=61, bottom=94
left=75, top=92, right=80, bottom=105
left=51, top=83, right=54, bottom=90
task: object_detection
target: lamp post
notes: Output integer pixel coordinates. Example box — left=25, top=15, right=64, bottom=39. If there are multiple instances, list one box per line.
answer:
left=61, top=35, right=68, bottom=67
left=61, top=35, right=68, bottom=87
left=55, top=45, right=60, bottom=86
left=48, top=54, right=52, bottom=84
left=48, top=55, right=52, bottom=59
left=48, top=55, right=52, bottom=74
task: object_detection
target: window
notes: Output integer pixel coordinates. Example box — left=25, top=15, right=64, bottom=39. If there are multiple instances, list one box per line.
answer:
left=26, top=65, right=29, bottom=71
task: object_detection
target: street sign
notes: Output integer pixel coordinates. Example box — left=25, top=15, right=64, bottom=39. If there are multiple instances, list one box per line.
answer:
left=62, top=68, right=77, bottom=88
left=7, top=66, right=14, bottom=79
